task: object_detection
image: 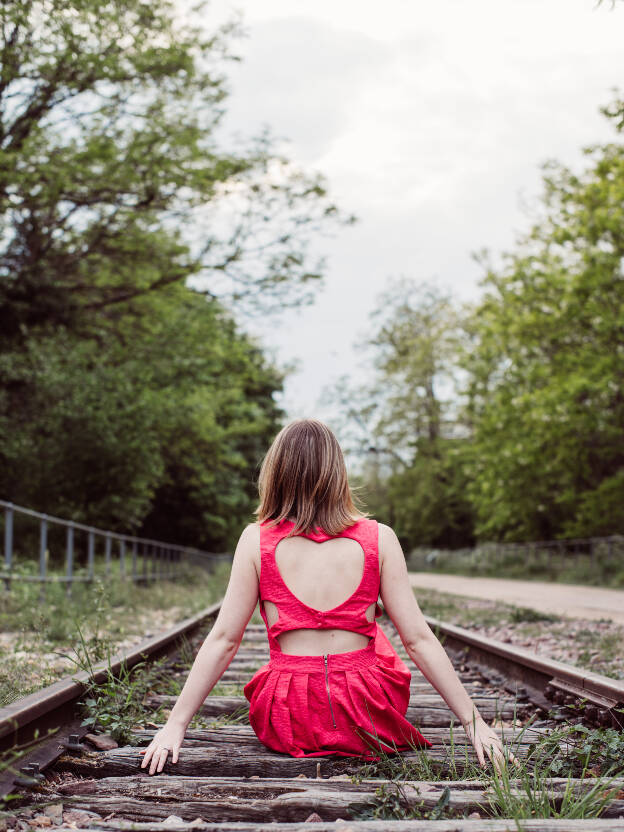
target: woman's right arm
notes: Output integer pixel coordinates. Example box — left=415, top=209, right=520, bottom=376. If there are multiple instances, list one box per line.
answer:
left=140, top=523, right=260, bottom=774
left=378, top=522, right=516, bottom=772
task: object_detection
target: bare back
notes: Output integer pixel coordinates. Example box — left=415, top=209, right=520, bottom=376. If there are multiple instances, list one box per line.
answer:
left=256, top=519, right=381, bottom=657
left=263, top=535, right=378, bottom=654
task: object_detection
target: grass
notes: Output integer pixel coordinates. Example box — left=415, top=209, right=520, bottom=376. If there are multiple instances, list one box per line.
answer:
left=483, top=721, right=624, bottom=821
left=417, top=590, right=516, bottom=629
left=56, top=607, right=223, bottom=744
left=408, top=543, right=624, bottom=588
left=349, top=715, right=624, bottom=822
left=0, top=559, right=232, bottom=704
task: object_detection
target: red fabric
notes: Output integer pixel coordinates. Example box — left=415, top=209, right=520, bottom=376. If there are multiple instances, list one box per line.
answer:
left=243, top=517, right=432, bottom=758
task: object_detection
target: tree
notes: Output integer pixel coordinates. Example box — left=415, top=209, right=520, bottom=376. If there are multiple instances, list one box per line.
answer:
left=461, top=97, right=624, bottom=540
left=330, top=278, right=476, bottom=548
left=0, top=0, right=354, bottom=546
left=0, top=0, right=352, bottom=345
left=0, top=284, right=283, bottom=548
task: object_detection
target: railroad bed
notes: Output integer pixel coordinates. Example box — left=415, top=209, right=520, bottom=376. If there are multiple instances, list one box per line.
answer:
left=5, top=613, right=624, bottom=831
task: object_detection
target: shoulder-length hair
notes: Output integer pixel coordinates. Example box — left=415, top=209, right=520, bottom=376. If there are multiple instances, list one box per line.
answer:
left=254, top=418, right=367, bottom=536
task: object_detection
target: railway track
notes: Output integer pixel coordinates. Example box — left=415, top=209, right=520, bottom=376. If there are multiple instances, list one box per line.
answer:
left=2, top=599, right=624, bottom=831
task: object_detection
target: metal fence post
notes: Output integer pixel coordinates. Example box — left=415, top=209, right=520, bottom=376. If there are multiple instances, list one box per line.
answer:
left=0, top=500, right=228, bottom=593
left=65, top=524, right=74, bottom=598
left=105, top=534, right=112, bottom=578
left=88, top=531, right=95, bottom=582
left=39, top=516, right=48, bottom=602
left=4, top=504, right=13, bottom=593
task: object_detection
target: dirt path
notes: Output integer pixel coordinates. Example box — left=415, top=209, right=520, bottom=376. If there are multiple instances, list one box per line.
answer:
left=409, top=572, right=624, bottom=625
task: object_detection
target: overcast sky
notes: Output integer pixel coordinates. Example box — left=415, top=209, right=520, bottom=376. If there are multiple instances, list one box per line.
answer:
left=206, top=0, right=624, bottom=427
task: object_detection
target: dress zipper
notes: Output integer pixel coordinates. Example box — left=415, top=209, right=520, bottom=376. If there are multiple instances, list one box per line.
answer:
left=323, top=654, right=337, bottom=729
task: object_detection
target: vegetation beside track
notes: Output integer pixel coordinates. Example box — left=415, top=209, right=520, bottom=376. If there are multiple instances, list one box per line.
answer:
left=0, top=561, right=232, bottom=706
left=407, top=545, right=624, bottom=588
left=417, top=589, right=624, bottom=680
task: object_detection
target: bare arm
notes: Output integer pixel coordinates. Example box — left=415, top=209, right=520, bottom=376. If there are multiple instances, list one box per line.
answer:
left=378, top=523, right=516, bottom=770
left=140, top=523, right=260, bottom=773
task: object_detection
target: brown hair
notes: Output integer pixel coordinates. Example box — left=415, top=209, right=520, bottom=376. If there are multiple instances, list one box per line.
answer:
left=254, top=418, right=367, bottom=536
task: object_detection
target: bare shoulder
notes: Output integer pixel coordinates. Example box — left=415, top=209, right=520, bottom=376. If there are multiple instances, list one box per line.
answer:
left=377, top=522, right=402, bottom=568
left=239, top=521, right=260, bottom=540
left=236, top=522, right=261, bottom=571
left=238, top=521, right=260, bottom=551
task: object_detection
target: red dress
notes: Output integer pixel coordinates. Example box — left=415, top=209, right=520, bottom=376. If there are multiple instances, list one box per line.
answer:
left=243, top=517, right=432, bottom=759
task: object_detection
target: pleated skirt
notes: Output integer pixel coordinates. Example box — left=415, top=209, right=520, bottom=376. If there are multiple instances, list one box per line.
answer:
left=243, top=628, right=432, bottom=759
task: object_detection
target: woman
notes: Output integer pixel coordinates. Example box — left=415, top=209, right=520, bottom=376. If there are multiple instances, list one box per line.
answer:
left=140, top=418, right=515, bottom=774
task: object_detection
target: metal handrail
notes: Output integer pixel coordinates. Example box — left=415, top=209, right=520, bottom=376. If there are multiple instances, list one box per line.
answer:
left=1, top=500, right=232, bottom=596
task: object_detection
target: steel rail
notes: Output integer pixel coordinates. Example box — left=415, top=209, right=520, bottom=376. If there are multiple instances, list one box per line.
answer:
left=0, top=600, right=223, bottom=796
left=3, top=600, right=623, bottom=798
left=424, top=614, right=624, bottom=723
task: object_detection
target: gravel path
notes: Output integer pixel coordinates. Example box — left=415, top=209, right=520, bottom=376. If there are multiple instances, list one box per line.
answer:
left=409, top=572, right=624, bottom=624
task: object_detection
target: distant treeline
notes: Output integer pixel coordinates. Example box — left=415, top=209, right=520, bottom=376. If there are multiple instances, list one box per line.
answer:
left=0, top=0, right=350, bottom=550
left=345, top=96, right=624, bottom=548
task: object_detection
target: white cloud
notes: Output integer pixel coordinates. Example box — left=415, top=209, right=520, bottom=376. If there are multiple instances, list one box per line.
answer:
left=203, top=0, right=624, bottom=423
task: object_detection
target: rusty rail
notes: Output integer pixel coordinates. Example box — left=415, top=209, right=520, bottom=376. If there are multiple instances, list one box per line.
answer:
left=2, top=602, right=624, bottom=828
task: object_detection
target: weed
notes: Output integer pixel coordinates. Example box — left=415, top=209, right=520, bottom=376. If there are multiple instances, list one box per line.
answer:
left=207, top=705, right=249, bottom=727
left=209, top=683, right=245, bottom=697
left=510, top=607, right=559, bottom=624
left=58, top=613, right=216, bottom=744
left=350, top=704, right=487, bottom=783
left=527, top=722, right=624, bottom=778
left=352, top=780, right=452, bottom=821
left=175, top=634, right=197, bottom=672
left=486, top=739, right=620, bottom=819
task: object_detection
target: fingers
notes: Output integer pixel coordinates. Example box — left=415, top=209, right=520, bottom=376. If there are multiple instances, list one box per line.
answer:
left=139, top=741, right=173, bottom=775
left=144, top=747, right=168, bottom=775
left=172, top=745, right=179, bottom=764
left=139, top=745, right=154, bottom=770
left=484, top=737, right=516, bottom=776
left=475, top=738, right=486, bottom=768
left=155, top=747, right=169, bottom=774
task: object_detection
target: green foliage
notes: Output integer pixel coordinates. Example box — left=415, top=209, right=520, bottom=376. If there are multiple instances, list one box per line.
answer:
left=413, top=539, right=624, bottom=588
left=0, top=0, right=352, bottom=547
left=509, top=606, right=559, bottom=623
left=338, top=279, right=476, bottom=548
left=386, top=439, right=476, bottom=548
left=0, top=0, right=347, bottom=336
left=0, top=285, right=282, bottom=546
left=349, top=96, right=624, bottom=548
left=529, top=722, right=624, bottom=778
left=353, top=782, right=452, bottom=822
left=461, top=97, right=624, bottom=542
left=59, top=619, right=173, bottom=744
left=350, top=719, right=624, bottom=822
left=486, top=722, right=624, bottom=820
left=351, top=718, right=487, bottom=782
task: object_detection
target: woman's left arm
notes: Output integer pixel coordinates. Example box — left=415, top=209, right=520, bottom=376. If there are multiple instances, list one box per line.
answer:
left=140, top=523, right=260, bottom=773
left=379, top=523, right=518, bottom=773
